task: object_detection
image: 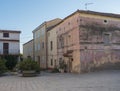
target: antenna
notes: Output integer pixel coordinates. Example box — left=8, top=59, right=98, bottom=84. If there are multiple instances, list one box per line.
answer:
left=85, top=3, right=93, bottom=10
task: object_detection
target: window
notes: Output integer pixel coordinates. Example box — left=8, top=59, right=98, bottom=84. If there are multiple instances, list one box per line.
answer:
left=51, top=59, right=53, bottom=66
left=104, top=34, right=110, bottom=45
left=57, top=36, right=64, bottom=49
left=27, top=56, right=31, bottom=59
left=50, top=41, right=53, bottom=51
left=103, top=20, right=108, bottom=24
left=104, top=20, right=107, bottom=23
left=68, top=35, right=71, bottom=38
left=54, top=60, right=56, bottom=67
left=37, top=56, right=40, bottom=65
left=38, top=43, right=40, bottom=50
left=3, top=43, right=9, bottom=54
left=35, top=44, right=37, bottom=51
left=35, top=33, right=37, bottom=39
left=59, top=58, right=62, bottom=65
left=84, top=46, right=87, bottom=49
left=40, top=56, right=45, bottom=64
left=42, top=42, right=44, bottom=49
left=61, top=37, right=64, bottom=47
left=3, top=33, right=9, bottom=37
left=38, top=31, right=40, bottom=38
left=68, top=22, right=70, bottom=25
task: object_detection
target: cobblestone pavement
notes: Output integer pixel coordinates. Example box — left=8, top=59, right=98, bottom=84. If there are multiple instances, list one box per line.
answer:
left=0, top=70, right=120, bottom=91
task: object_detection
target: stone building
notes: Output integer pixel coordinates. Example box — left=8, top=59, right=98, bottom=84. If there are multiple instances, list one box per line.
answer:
left=23, top=39, right=33, bottom=59
left=47, top=22, right=62, bottom=69
left=56, top=10, right=120, bottom=73
left=32, top=18, right=62, bottom=69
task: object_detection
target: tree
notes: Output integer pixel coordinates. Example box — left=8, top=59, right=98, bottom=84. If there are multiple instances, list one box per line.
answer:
left=3, top=55, right=18, bottom=70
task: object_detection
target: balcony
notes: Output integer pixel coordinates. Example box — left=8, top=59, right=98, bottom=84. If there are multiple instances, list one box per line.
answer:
left=63, top=50, right=73, bottom=57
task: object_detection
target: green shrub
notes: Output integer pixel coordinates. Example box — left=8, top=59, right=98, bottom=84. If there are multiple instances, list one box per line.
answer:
left=18, top=58, right=40, bottom=72
left=2, top=55, right=18, bottom=70
left=0, top=58, right=7, bottom=74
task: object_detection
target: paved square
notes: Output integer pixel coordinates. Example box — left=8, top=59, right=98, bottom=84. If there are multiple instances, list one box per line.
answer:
left=0, top=70, right=120, bottom=91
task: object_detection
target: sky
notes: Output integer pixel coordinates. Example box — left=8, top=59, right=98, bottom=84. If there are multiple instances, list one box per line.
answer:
left=0, top=0, right=120, bottom=53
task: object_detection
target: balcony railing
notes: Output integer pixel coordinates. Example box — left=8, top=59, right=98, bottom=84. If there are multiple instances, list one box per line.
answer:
left=0, top=49, right=20, bottom=55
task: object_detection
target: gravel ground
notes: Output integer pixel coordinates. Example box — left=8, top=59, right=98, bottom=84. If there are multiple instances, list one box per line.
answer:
left=0, top=70, right=120, bottom=91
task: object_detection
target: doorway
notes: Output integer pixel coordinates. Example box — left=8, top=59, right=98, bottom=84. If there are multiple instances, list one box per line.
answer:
left=68, top=58, right=73, bottom=73
left=3, top=43, right=9, bottom=54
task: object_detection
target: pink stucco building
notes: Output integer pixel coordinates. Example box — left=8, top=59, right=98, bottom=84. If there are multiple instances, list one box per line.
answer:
left=56, top=10, right=120, bottom=73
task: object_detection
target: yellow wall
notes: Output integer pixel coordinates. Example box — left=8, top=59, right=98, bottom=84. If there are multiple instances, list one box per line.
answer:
left=23, top=40, right=33, bottom=59
left=47, top=28, right=58, bottom=68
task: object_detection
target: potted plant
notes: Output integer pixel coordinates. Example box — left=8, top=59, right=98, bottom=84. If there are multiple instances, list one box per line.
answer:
left=18, top=58, right=40, bottom=77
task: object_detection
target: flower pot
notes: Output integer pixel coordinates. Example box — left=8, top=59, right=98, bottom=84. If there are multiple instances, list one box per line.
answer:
left=22, top=70, right=36, bottom=77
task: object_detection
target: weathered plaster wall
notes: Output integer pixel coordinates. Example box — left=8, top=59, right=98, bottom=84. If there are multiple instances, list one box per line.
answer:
left=79, top=15, right=120, bottom=72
